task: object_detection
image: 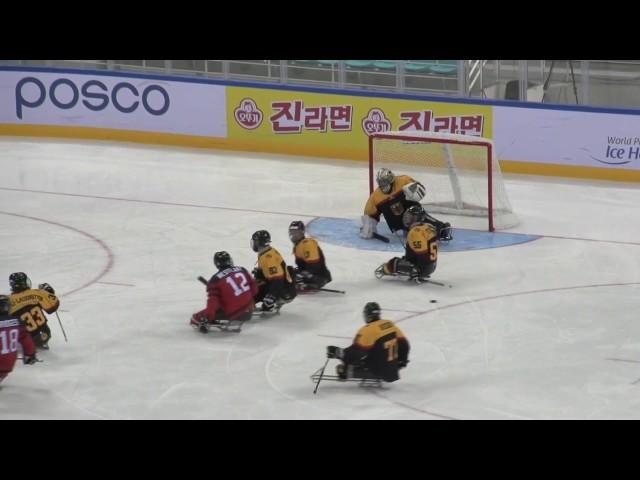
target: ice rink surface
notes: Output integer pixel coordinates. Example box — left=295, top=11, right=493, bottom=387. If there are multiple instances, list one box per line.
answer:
left=1, top=137, right=640, bottom=419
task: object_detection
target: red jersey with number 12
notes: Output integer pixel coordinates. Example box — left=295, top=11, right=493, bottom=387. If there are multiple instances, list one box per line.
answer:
left=202, top=266, right=258, bottom=321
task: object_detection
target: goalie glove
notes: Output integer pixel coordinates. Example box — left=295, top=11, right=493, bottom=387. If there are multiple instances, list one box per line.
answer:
left=402, top=182, right=426, bottom=202
left=326, top=345, right=344, bottom=359
left=360, top=215, right=378, bottom=239
left=38, top=283, right=55, bottom=294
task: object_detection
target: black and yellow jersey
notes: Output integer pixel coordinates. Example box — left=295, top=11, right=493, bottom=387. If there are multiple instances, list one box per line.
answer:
left=405, top=223, right=438, bottom=262
left=256, top=246, right=296, bottom=301
left=258, top=246, right=293, bottom=283
left=343, top=318, right=410, bottom=382
left=406, top=222, right=438, bottom=263
left=9, top=288, right=59, bottom=334
left=293, top=237, right=329, bottom=275
left=363, top=175, right=419, bottom=232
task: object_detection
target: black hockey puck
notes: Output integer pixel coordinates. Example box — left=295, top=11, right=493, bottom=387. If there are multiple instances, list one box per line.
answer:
left=430, top=299, right=437, bottom=303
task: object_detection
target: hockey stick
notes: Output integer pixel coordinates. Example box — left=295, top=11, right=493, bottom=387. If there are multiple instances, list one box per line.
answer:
left=55, top=312, right=68, bottom=342
left=418, top=279, right=452, bottom=288
left=197, top=276, right=208, bottom=286
left=317, top=287, right=346, bottom=294
left=17, top=356, right=44, bottom=363
left=313, top=358, right=330, bottom=394
left=372, top=232, right=390, bottom=243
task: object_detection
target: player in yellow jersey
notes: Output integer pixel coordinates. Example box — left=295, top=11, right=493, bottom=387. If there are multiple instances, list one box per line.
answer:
left=375, top=205, right=439, bottom=284
left=326, top=302, right=410, bottom=383
left=250, top=230, right=297, bottom=312
left=8, top=272, right=59, bottom=349
left=288, top=221, right=332, bottom=292
left=361, top=168, right=452, bottom=241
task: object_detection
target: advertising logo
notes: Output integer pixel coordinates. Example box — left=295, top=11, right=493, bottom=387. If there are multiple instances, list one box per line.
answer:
left=234, top=98, right=263, bottom=129
left=361, top=108, right=392, bottom=136
left=587, top=136, right=640, bottom=165
left=15, top=77, right=171, bottom=120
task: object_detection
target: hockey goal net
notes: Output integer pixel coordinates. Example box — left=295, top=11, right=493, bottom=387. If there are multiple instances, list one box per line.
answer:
left=369, top=131, right=518, bottom=231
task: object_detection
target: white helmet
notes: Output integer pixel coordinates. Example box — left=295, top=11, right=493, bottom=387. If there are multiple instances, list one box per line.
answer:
left=376, top=168, right=395, bottom=194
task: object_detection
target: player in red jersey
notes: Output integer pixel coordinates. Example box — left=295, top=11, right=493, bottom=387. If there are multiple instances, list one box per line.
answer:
left=0, top=295, right=38, bottom=384
left=190, top=251, right=258, bottom=333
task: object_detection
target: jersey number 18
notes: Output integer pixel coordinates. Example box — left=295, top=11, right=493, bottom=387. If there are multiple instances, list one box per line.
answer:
left=0, top=329, right=19, bottom=354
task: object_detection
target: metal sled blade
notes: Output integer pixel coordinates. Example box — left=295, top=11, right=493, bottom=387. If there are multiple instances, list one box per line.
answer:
left=203, top=320, right=245, bottom=333
left=310, top=368, right=383, bottom=388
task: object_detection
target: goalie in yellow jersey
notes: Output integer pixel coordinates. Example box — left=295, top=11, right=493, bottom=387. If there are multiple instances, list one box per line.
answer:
left=288, top=221, right=332, bottom=292
left=375, top=205, right=439, bottom=284
left=361, top=168, right=452, bottom=242
left=250, top=230, right=297, bottom=313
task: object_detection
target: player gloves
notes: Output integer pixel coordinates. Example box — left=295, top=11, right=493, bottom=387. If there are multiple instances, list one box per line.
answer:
left=326, top=345, right=344, bottom=359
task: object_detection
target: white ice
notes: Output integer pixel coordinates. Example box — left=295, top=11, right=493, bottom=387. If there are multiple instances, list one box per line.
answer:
left=1, top=137, right=640, bottom=420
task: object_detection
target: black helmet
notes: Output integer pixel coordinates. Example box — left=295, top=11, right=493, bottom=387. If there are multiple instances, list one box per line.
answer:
left=363, top=302, right=381, bottom=323
left=213, top=251, right=234, bottom=270
left=0, top=295, right=9, bottom=315
left=288, top=220, right=306, bottom=243
left=402, top=204, right=426, bottom=228
left=251, top=230, right=271, bottom=252
left=9, top=272, right=31, bottom=293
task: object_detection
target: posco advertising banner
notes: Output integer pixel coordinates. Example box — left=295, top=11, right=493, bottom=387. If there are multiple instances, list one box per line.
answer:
left=494, top=106, right=640, bottom=170
left=227, top=86, right=493, bottom=159
left=0, top=70, right=227, bottom=137
left=5, top=67, right=640, bottom=182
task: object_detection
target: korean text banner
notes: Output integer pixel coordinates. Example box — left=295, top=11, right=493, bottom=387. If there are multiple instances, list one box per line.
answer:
left=227, top=86, right=493, bottom=160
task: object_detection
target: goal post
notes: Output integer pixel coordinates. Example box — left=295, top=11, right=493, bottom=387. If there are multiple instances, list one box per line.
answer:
left=369, top=131, right=518, bottom=231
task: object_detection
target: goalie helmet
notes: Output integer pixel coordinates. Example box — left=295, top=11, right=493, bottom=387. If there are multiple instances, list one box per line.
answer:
left=363, top=302, right=381, bottom=323
left=288, top=220, right=306, bottom=243
left=9, top=272, right=31, bottom=293
left=251, top=230, right=271, bottom=252
left=0, top=295, right=9, bottom=315
left=376, top=168, right=395, bottom=194
left=402, top=205, right=427, bottom=228
left=213, top=251, right=233, bottom=270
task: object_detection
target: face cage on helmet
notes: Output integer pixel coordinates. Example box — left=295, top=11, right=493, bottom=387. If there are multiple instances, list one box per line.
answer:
left=11, top=275, right=31, bottom=292
left=363, top=308, right=380, bottom=323
left=215, top=256, right=233, bottom=269
left=289, top=229, right=304, bottom=243
left=404, top=212, right=422, bottom=228
left=378, top=176, right=394, bottom=194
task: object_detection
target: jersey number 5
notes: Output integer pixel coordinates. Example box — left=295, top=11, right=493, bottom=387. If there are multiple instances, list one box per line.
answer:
left=430, top=242, right=438, bottom=261
left=226, top=273, right=251, bottom=297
